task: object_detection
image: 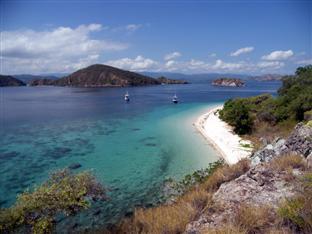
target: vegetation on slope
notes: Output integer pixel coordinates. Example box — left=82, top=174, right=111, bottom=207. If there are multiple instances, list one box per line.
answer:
left=0, top=75, right=26, bottom=87
left=0, top=169, right=106, bottom=233
left=111, top=159, right=250, bottom=233
left=219, top=65, right=312, bottom=135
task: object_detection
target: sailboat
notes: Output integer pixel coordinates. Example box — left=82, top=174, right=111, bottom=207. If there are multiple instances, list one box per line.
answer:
left=124, top=91, right=130, bottom=102
left=172, top=94, right=178, bottom=104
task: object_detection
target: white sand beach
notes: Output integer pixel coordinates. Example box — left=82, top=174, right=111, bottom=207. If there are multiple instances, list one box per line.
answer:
left=194, top=105, right=253, bottom=165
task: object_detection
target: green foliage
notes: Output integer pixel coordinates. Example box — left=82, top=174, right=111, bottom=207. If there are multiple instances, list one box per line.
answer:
left=278, top=173, right=312, bottom=232
left=0, top=169, right=106, bottom=233
left=219, top=99, right=253, bottom=134
left=220, top=65, right=312, bottom=134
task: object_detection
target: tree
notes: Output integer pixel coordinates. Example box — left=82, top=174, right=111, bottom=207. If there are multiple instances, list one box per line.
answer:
left=0, top=169, right=107, bottom=233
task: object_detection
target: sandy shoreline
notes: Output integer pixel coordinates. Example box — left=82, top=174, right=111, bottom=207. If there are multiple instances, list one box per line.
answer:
left=194, top=105, right=252, bottom=165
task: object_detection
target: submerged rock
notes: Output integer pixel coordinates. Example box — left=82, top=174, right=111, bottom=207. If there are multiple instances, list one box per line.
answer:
left=68, top=163, right=82, bottom=170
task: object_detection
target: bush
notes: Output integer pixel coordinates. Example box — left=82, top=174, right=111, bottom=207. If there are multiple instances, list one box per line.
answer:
left=0, top=169, right=106, bottom=233
left=220, top=65, right=312, bottom=135
left=219, top=99, right=253, bottom=134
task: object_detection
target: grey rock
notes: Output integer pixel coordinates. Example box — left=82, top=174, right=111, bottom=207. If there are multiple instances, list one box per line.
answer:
left=251, top=123, right=312, bottom=165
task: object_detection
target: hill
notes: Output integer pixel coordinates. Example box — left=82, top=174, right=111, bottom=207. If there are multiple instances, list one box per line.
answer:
left=0, top=75, right=26, bottom=87
left=52, top=64, right=186, bottom=87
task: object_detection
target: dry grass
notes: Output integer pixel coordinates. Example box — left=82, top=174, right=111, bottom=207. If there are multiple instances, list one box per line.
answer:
left=233, top=204, right=275, bottom=233
left=269, top=154, right=307, bottom=172
left=278, top=173, right=312, bottom=233
left=114, top=160, right=250, bottom=233
left=245, top=120, right=296, bottom=150
left=203, top=159, right=250, bottom=192
left=116, top=188, right=212, bottom=234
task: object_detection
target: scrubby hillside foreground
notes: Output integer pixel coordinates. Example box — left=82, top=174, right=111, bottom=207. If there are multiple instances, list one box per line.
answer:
left=110, top=122, right=312, bottom=234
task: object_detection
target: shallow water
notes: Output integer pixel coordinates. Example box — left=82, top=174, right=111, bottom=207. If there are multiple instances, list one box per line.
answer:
left=0, top=81, right=281, bottom=230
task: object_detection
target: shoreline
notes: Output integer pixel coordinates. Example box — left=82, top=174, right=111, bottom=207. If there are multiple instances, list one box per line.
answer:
left=194, top=105, right=252, bottom=165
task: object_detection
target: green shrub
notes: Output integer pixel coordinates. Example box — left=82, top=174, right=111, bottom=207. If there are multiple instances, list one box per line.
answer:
left=0, top=169, right=106, bottom=233
left=220, top=65, right=312, bottom=134
left=219, top=99, right=253, bottom=134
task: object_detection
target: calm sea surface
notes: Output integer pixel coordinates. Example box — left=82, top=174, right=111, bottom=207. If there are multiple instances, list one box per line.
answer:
left=0, top=81, right=281, bottom=230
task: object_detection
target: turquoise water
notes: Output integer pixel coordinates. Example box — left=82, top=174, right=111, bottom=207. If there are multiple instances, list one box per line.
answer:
left=0, top=81, right=281, bottom=230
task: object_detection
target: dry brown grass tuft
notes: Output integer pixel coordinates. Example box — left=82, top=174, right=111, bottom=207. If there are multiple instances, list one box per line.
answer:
left=233, top=204, right=275, bottom=233
left=203, top=159, right=250, bottom=192
left=202, top=224, right=247, bottom=234
left=115, top=159, right=250, bottom=233
left=269, top=154, right=307, bottom=172
left=249, top=120, right=296, bottom=146
left=117, top=188, right=212, bottom=234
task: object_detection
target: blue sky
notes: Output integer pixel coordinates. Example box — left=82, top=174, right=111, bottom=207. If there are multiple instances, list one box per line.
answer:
left=1, top=0, right=311, bottom=75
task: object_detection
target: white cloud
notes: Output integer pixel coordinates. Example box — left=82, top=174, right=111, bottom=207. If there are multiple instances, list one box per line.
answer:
left=212, top=59, right=245, bottom=70
left=262, top=50, right=294, bottom=60
left=1, top=24, right=128, bottom=74
left=164, top=51, right=181, bottom=61
left=126, top=24, right=142, bottom=32
left=230, top=47, right=254, bottom=56
left=257, top=61, right=285, bottom=69
left=106, top=55, right=158, bottom=71
left=295, top=59, right=312, bottom=65
left=209, top=53, right=217, bottom=57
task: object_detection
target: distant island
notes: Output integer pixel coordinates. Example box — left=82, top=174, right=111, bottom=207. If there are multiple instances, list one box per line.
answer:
left=212, top=78, right=245, bottom=87
left=249, top=74, right=282, bottom=81
left=157, top=76, right=188, bottom=84
left=0, top=75, right=26, bottom=87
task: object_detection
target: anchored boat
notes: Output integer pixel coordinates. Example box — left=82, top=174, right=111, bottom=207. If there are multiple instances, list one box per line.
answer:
left=124, top=92, right=130, bottom=102
left=172, top=94, right=178, bottom=104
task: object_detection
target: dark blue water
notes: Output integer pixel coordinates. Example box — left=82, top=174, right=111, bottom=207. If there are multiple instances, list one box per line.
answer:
left=0, top=81, right=281, bottom=230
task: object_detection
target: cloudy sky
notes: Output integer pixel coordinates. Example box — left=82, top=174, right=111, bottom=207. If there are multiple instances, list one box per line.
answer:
left=0, top=0, right=311, bottom=75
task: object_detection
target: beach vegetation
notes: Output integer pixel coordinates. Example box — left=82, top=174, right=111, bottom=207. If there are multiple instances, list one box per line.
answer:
left=219, top=65, right=312, bottom=136
left=0, top=169, right=106, bottom=233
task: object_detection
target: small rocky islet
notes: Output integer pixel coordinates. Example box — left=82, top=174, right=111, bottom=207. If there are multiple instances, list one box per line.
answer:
left=212, top=77, right=245, bottom=87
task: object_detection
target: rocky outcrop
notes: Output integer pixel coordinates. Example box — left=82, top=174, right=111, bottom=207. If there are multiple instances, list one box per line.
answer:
left=186, top=162, right=300, bottom=233
left=0, top=75, right=26, bottom=87
left=212, top=78, right=245, bottom=87
left=251, top=123, right=312, bottom=165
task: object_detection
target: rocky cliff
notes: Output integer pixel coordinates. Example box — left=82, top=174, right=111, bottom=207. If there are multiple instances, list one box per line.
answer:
left=186, top=122, right=312, bottom=233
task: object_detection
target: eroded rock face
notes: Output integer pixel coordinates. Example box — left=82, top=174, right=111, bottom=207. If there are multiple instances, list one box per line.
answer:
left=212, top=165, right=296, bottom=207
left=186, top=164, right=298, bottom=233
left=251, top=123, right=312, bottom=165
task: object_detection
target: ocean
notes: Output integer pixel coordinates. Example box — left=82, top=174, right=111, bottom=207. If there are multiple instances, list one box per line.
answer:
left=0, top=80, right=281, bottom=230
